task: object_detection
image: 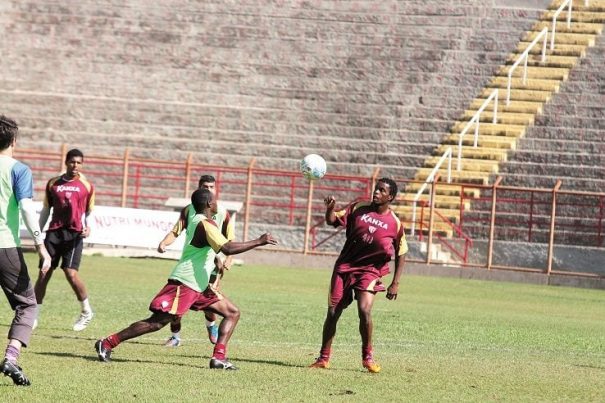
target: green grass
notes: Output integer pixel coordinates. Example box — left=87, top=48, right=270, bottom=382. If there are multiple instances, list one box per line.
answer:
left=1, top=253, right=604, bottom=402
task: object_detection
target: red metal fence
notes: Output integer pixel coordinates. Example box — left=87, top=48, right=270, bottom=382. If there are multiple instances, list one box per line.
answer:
left=16, top=145, right=605, bottom=278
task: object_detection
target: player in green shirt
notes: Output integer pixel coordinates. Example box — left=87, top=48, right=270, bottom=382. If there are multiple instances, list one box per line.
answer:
left=95, top=188, right=276, bottom=370
left=157, top=175, right=235, bottom=347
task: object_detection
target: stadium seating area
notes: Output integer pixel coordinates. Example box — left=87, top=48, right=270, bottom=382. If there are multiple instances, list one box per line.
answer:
left=1, top=0, right=603, bottom=251
left=3, top=1, right=545, bottom=177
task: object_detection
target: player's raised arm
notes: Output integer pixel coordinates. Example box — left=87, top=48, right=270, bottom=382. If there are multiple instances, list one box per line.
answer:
left=324, top=195, right=337, bottom=225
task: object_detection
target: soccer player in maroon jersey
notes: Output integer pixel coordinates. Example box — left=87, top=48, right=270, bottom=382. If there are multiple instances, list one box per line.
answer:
left=309, top=178, right=408, bottom=373
left=34, top=149, right=96, bottom=332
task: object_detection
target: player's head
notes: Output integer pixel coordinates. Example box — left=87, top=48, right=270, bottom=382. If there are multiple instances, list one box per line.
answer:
left=0, top=115, right=18, bottom=151
left=65, top=148, right=84, bottom=163
left=373, top=177, right=398, bottom=204
left=191, top=188, right=217, bottom=215
left=65, top=148, right=84, bottom=177
left=198, top=174, right=216, bottom=194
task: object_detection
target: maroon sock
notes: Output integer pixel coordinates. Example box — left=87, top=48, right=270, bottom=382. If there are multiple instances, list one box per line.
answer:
left=103, top=334, right=121, bottom=350
left=212, top=343, right=226, bottom=360
left=319, top=347, right=331, bottom=361
left=362, top=345, right=373, bottom=361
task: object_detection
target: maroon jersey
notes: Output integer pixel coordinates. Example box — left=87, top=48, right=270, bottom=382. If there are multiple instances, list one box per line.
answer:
left=331, top=201, right=408, bottom=276
left=44, top=174, right=95, bottom=232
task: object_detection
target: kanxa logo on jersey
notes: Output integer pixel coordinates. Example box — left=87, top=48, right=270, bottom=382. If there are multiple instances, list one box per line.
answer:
left=360, top=214, right=388, bottom=229
left=56, top=185, right=81, bottom=193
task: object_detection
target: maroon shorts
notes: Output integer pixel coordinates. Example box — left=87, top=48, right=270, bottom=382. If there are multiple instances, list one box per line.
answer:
left=328, top=270, right=386, bottom=309
left=149, top=280, right=222, bottom=317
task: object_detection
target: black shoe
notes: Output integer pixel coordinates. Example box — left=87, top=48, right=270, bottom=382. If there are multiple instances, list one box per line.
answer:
left=209, top=357, right=238, bottom=370
left=95, top=339, right=112, bottom=362
left=1, top=358, right=31, bottom=386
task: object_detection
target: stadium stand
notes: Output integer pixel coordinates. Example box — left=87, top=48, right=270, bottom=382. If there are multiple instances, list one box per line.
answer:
left=3, top=1, right=545, bottom=179
left=1, top=0, right=603, bottom=257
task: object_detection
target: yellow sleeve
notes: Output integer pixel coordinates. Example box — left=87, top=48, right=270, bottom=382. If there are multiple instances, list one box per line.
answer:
left=203, top=220, right=229, bottom=252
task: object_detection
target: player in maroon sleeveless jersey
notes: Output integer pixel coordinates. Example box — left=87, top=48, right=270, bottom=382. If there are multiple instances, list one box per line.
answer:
left=34, top=149, right=96, bottom=332
left=310, top=178, right=408, bottom=373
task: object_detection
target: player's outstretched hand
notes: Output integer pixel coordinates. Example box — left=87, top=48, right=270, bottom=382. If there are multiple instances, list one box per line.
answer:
left=259, top=233, right=278, bottom=245
left=157, top=242, right=167, bottom=253
left=386, top=283, right=399, bottom=300
left=324, top=195, right=336, bottom=209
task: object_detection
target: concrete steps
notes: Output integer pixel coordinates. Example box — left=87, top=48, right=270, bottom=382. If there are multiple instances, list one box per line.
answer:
left=450, top=122, right=526, bottom=137
left=402, top=0, right=605, bottom=243
left=435, top=144, right=509, bottom=162
left=469, top=99, right=544, bottom=115
left=425, top=156, right=499, bottom=174
left=460, top=110, right=535, bottom=126
left=415, top=167, right=490, bottom=185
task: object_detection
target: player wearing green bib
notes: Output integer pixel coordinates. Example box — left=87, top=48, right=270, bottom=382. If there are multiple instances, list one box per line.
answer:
left=158, top=175, right=235, bottom=347
left=95, top=188, right=276, bottom=370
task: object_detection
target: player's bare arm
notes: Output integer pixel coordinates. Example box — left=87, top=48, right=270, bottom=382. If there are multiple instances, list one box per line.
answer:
left=386, top=254, right=405, bottom=300
left=157, top=231, right=178, bottom=253
left=82, top=211, right=92, bottom=238
left=220, top=233, right=277, bottom=255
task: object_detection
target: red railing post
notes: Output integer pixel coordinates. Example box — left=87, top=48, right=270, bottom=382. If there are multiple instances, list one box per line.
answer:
left=289, top=175, right=296, bottom=225
left=303, top=180, right=314, bottom=254
left=215, top=170, right=222, bottom=200
left=184, top=153, right=193, bottom=198
left=370, top=168, right=381, bottom=198
left=487, top=176, right=502, bottom=270
left=60, top=143, right=68, bottom=171
left=458, top=184, right=465, bottom=234
left=546, top=180, right=562, bottom=275
left=426, top=173, right=439, bottom=264
left=133, top=164, right=141, bottom=208
left=597, top=196, right=604, bottom=247
left=528, top=191, right=535, bottom=242
left=242, top=158, right=255, bottom=242
left=418, top=201, right=425, bottom=242
left=120, top=148, right=130, bottom=207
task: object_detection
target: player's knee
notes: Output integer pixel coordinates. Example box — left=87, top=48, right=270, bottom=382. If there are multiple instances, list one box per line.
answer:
left=358, top=306, right=372, bottom=322
left=226, top=305, right=240, bottom=320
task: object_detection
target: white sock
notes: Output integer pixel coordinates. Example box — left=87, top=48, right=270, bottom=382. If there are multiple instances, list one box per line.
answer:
left=172, top=332, right=181, bottom=339
left=81, top=298, right=92, bottom=313
left=36, top=304, right=42, bottom=319
left=206, top=320, right=215, bottom=328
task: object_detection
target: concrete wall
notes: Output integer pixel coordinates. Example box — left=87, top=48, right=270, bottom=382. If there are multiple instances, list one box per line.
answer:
left=2, top=0, right=541, bottom=181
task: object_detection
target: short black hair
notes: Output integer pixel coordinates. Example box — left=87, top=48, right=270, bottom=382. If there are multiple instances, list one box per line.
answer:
left=198, top=174, right=216, bottom=188
left=0, top=115, right=18, bottom=151
left=191, top=188, right=214, bottom=214
left=65, top=148, right=84, bottom=162
left=378, top=177, right=398, bottom=198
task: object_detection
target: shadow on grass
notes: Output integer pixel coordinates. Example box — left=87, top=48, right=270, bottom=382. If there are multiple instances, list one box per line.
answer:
left=31, top=350, right=208, bottom=369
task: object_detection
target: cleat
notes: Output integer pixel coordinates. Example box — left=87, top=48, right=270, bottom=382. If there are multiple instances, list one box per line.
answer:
left=164, top=336, right=181, bottom=347
left=94, top=339, right=112, bottom=362
left=309, top=357, right=330, bottom=369
left=206, top=324, right=218, bottom=345
left=1, top=358, right=31, bottom=386
left=209, top=357, right=238, bottom=370
left=73, top=311, right=94, bottom=331
left=362, top=359, right=381, bottom=373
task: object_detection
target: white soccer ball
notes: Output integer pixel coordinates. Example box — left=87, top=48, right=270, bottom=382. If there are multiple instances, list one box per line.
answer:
left=300, top=154, right=327, bottom=180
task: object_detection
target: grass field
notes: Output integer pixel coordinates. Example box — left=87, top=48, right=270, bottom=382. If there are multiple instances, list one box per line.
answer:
left=1, top=253, right=604, bottom=402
